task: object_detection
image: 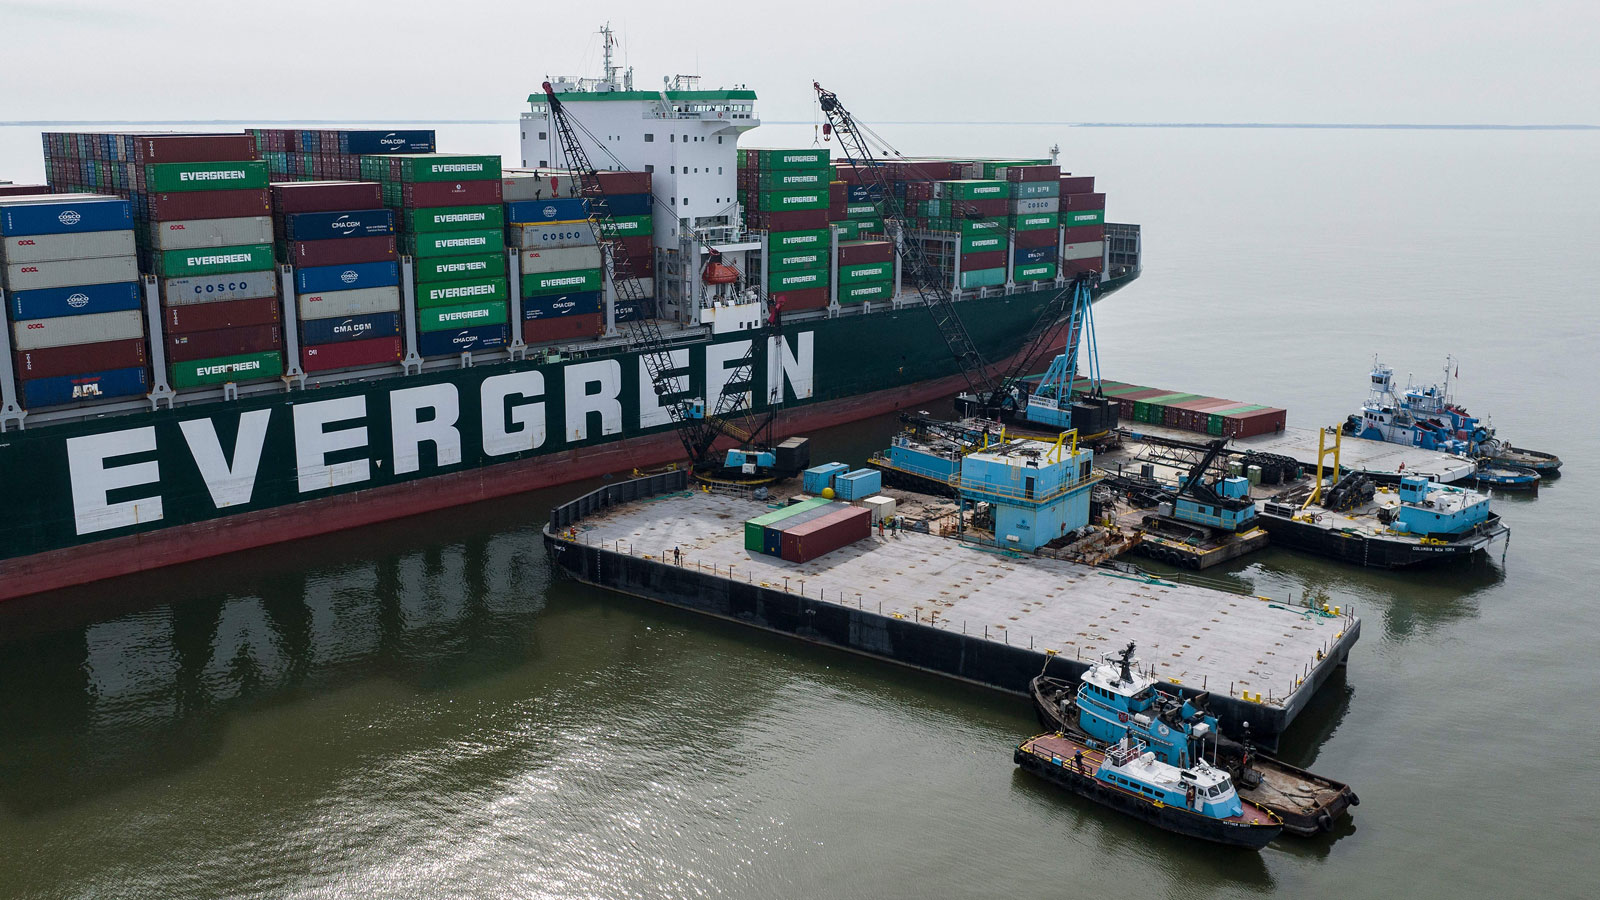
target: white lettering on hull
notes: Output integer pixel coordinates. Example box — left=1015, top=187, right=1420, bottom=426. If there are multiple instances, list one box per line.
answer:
left=768, top=332, right=814, bottom=402
left=179, top=410, right=272, bottom=509
left=391, top=384, right=462, bottom=475
left=705, top=340, right=752, bottom=416
left=66, top=428, right=163, bottom=535
left=637, top=349, right=691, bottom=429
left=481, top=372, right=547, bottom=456
left=564, top=359, right=623, bottom=442
left=293, top=396, right=371, bottom=493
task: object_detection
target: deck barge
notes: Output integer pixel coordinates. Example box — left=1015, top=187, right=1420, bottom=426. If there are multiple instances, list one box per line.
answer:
left=544, top=472, right=1360, bottom=750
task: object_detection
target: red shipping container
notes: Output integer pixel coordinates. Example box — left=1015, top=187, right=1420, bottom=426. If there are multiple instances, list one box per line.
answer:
left=135, top=133, right=258, bottom=163
left=1061, top=192, right=1107, bottom=212
left=780, top=505, right=871, bottom=562
left=828, top=202, right=848, bottom=220
left=950, top=198, right=1008, bottom=217
left=828, top=182, right=847, bottom=203
left=14, top=339, right=146, bottom=380
left=837, top=240, right=894, bottom=265
left=270, top=180, right=384, bottom=213
left=1061, top=258, right=1103, bottom=276
left=763, top=209, right=830, bottom=231
left=1224, top=408, right=1287, bottom=438
left=771, top=287, right=829, bottom=311
left=149, top=189, right=271, bottom=221
left=302, top=336, right=402, bottom=372
left=902, top=182, right=934, bottom=201
left=833, top=165, right=870, bottom=185
left=593, top=171, right=651, bottom=194
left=1005, top=165, right=1061, bottom=182
left=1059, top=176, right=1095, bottom=194
left=165, top=296, right=281, bottom=335
left=1112, top=387, right=1170, bottom=419
left=1061, top=225, right=1105, bottom=244
left=400, top=179, right=503, bottom=208
left=166, top=324, right=282, bottom=363
left=962, top=250, right=1006, bottom=270
left=0, top=184, right=50, bottom=197
left=523, top=312, right=603, bottom=344
left=1014, top=229, right=1056, bottom=249
left=283, top=235, right=397, bottom=268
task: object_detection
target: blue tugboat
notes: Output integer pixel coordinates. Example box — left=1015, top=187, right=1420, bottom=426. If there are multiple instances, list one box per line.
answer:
left=1344, top=357, right=1562, bottom=476
left=1474, top=462, right=1541, bottom=493
left=1030, top=644, right=1356, bottom=836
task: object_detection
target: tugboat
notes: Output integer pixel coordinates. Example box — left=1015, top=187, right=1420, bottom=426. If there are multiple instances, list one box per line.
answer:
left=1344, top=357, right=1562, bottom=476
left=1474, top=462, right=1541, bottom=493
left=1030, top=645, right=1357, bottom=837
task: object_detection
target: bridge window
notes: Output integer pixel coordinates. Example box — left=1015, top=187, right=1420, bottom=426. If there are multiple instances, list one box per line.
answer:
left=645, top=133, right=655, bottom=142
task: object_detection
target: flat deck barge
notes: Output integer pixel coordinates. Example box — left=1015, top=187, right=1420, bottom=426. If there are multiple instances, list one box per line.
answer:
left=544, top=472, right=1360, bottom=749
left=1125, top=422, right=1476, bottom=484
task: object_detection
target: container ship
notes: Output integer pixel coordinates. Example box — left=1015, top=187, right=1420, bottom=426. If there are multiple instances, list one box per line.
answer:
left=0, top=56, right=1140, bottom=601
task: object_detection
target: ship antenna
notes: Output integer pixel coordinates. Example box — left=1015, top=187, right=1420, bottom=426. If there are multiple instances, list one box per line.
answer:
left=1118, top=642, right=1135, bottom=685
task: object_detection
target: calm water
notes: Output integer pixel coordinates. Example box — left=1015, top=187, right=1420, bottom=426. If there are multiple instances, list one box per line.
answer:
left=2, top=123, right=1597, bottom=899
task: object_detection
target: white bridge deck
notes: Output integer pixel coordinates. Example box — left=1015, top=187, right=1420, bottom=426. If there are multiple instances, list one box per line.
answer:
left=571, top=491, right=1357, bottom=707
left=1123, top=422, right=1476, bottom=484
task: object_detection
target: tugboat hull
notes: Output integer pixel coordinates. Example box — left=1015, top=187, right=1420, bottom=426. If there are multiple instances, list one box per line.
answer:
left=1255, top=513, right=1505, bottom=569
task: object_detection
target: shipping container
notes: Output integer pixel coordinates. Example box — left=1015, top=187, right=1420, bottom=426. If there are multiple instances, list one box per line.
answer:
left=1110, top=387, right=1169, bottom=420
left=769, top=229, right=830, bottom=251
left=508, top=222, right=596, bottom=250
left=958, top=267, right=1006, bottom=289
left=417, top=276, right=509, bottom=309
left=739, top=148, right=830, bottom=170
left=165, top=295, right=280, bottom=334
left=829, top=220, right=864, bottom=241
left=594, top=215, right=654, bottom=238
left=1061, top=224, right=1106, bottom=244
left=365, top=153, right=500, bottom=183
left=302, top=336, right=404, bottom=371
left=5, top=255, right=139, bottom=292
left=336, top=130, right=435, bottom=154
left=761, top=502, right=849, bottom=555
left=294, top=259, right=399, bottom=294
left=280, top=234, right=397, bottom=268
left=399, top=179, right=503, bottom=208
left=21, top=366, right=148, bottom=407
left=1059, top=176, right=1095, bottom=194
left=1011, top=180, right=1060, bottom=199
left=1060, top=257, right=1103, bottom=277
left=933, top=180, right=1008, bottom=201
left=149, top=188, right=271, bottom=221
left=962, top=250, right=1007, bottom=272
left=0, top=184, right=50, bottom=197
left=11, top=308, right=142, bottom=351
left=1015, top=212, right=1060, bottom=232
left=742, top=496, right=833, bottom=551
left=145, top=160, right=270, bottom=193
left=962, top=233, right=1006, bottom=254
left=1010, top=197, right=1058, bottom=215
left=758, top=209, right=830, bottom=232
left=593, top=170, right=652, bottom=194
left=838, top=261, right=892, bottom=284
left=14, top=338, right=146, bottom=380
left=779, top=505, right=871, bottom=563
left=405, top=204, right=504, bottom=233
left=998, top=164, right=1061, bottom=182
left=836, top=240, right=893, bottom=266
left=769, top=267, right=827, bottom=292
left=402, top=228, right=501, bottom=259
left=282, top=208, right=395, bottom=241
left=0, top=195, right=132, bottom=236
left=167, top=324, right=283, bottom=363
left=802, top=462, right=851, bottom=495
left=519, top=245, right=603, bottom=274
left=161, top=271, right=277, bottom=306
left=1224, top=408, right=1288, bottom=438
left=8, top=280, right=141, bottom=320
left=1061, top=240, right=1105, bottom=261
left=839, top=280, right=893, bottom=304
left=135, top=133, right=258, bottom=164
left=1013, top=229, right=1055, bottom=250
left=270, top=181, right=384, bottom=214
left=523, top=267, right=603, bottom=297
left=769, top=287, right=828, bottom=311
left=149, top=216, right=273, bottom=251
left=169, top=351, right=283, bottom=388
left=154, top=244, right=273, bottom=279
left=523, top=290, right=602, bottom=320
left=597, top=193, right=652, bottom=217
left=748, top=169, right=830, bottom=191
left=522, top=312, right=602, bottom=344
left=300, top=312, right=402, bottom=346
left=1014, top=245, right=1057, bottom=265
left=1061, top=209, right=1104, bottom=227
left=1, top=228, right=135, bottom=265
left=417, top=300, right=508, bottom=333
left=499, top=171, right=574, bottom=202
left=1061, top=192, right=1107, bottom=212
left=297, top=285, right=403, bottom=320
left=1013, top=262, right=1057, bottom=282
left=414, top=251, right=506, bottom=283
left=769, top=246, right=830, bottom=272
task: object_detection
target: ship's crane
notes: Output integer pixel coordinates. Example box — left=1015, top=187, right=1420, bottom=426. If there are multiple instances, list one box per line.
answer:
left=1156, top=438, right=1258, bottom=534
left=542, top=82, right=801, bottom=481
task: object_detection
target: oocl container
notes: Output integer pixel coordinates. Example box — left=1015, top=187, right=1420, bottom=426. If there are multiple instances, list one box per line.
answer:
left=297, top=285, right=403, bottom=320
left=5, top=255, right=140, bottom=291
left=519, top=245, right=603, bottom=274
left=1, top=230, right=136, bottom=264
left=150, top=216, right=274, bottom=251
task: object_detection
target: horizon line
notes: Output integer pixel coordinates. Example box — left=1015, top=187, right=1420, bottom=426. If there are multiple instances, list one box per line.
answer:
left=1, top=119, right=1596, bottom=131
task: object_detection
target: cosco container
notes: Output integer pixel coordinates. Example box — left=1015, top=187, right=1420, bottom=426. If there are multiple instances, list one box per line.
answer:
left=8, top=280, right=141, bottom=320
left=417, top=324, right=509, bottom=356
left=508, top=222, right=596, bottom=250
left=11, top=309, right=144, bottom=351
left=414, top=252, right=507, bottom=283
left=144, top=160, right=270, bottom=193
left=165, top=296, right=280, bottom=334
left=169, top=351, right=284, bottom=388
left=418, top=300, right=508, bottom=333
left=161, top=271, right=277, bottom=306
left=5, top=255, right=139, bottom=292
left=1, top=229, right=135, bottom=264
left=523, top=267, right=603, bottom=297
left=302, top=336, right=404, bottom=371
left=840, top=280, right=892, bottom=304
left=403, top=229, right=501, bottom=259
left=297, top=285, right=403, bottom=320
left=21, top=366, right=147, bottom=407
left=519, top=245, right=604, bottom=274
left=0, top=195, right=132, bottom=236
left=404, top=204, right=504, bottom=233
left=167, top=324, right=283, bottom=363
left=154, top=244, right=274, bottom=279
left=1010, top=197, right=1057, bottom=215
left=417, top=277, right=510, bottom=309
left=280, top=235, right=397, bottom=268
left=294, top=260, right=399, bottom=294
left=523, top=290, right=602, bottom=320
left=14, top=338, right=146, bottom=380
left=150, top=216, right=273, bottom=251
left=282, top=209, right=395, bottom=241
left=768, top=267, right=827, bottom=291
left=300, top=312, right=402, bottom=346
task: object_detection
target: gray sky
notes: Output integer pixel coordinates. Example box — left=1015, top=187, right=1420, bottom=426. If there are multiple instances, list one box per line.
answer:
left=2, top=0, right=1595, bottom=124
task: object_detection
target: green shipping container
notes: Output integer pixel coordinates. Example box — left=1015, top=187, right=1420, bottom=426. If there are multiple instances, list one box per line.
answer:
left=980, top=159, right=1050, bottom=179
left=1014, top=212, right=1060, bottom=231
left=405, top=204, right=504, bottom=233
left=523, top=267, right=603, bottom=297
left=414, top=251, right=507, bottom=283
left=170, top=351, right=283, bottom=389
left=595, top=215, right=654, bottom=237
left=1134, top=393, right=1198, bottom=424
left=939, top=217, right=1004, bottom=236
left=157, top=243, right=274, bottom=278
left=768, top=266, right=828, bottom=291
left=756, top=190, right=829, bottom=212
left=830, top=220, right=864, bottom=241
left=145, top=160, right=270, bottom=193
left=770, top=229, right=830, bottom=251
left=959, top=267, right=1006, bottom=289
left=962, top=233, right=1005, bottom=254
left=1207, top=404, right=1266, bottom=435
left=418, top=300, right=509, bottom=333
left=1011, top=181, right=1061, bottom=199
left=843, top=201, right=881, bottom=218
left=404, top=229, right=502, bottom=258
left=1062, top=209, right=1105, bottom=227
left=1013, top=262, right=1057, bottom=282
left=752, top=170, right=832, bottom=190
left=853, top=217, right=884, bottom=234
left=936, top=180, right=1008, bottom=200
left=839, top=279, right=893, bottom=304
left=739, top=148, right=831, bottom=171
left=417, top=276, right=509, bottom=309
left=770, top=247, right=831, bottom=272
left=364, top=153, right=501, bottom=182
left=839, top=261, right=892, bottom=284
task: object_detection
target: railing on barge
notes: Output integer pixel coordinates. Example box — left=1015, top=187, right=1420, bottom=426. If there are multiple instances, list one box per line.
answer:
left=548, top=468, right=690, bottom=533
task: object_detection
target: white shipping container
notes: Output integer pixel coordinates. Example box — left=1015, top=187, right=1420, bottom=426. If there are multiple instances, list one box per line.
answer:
left=149, top=216, right=274, bottom=251
left=508, top=222, right=597, bottom=250
left=519, top=245, right=603, bottom=274
left=298, top=285, right=402, bottom=320
left=1010, top=198, right=1057, bottom=215
left=1061, top=240, right=1105, bottom=261
left=854, top=495, right=897, bottom=524
left=161, top=271, right=279, bottom=306
left=500, top=171, right=582, bottom=201
left=0, top=229, right=136, bottom=265
left=12, top=309, right=144, bottom=350
left=4, top=254, right=139, bottom=292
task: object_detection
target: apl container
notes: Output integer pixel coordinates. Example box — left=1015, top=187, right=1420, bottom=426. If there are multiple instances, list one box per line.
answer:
left=165, top=296, right=280, bottom=334
left=302, top=336, right=404, bottom=372
left=297, top=285, right=403, bottom=320
left=21, top=366, right=148, bottom=407
left=11, top=309, right=144, bottom=351
left=5, top=255, right=140, bottom=292
left=161, top=271, right=277, bottom=306
left=1, top=230, right=136, bottom=264
left=508, top=222, right=596, bottom=250
left=281, top=209, right=395, bottom=241
left=417, top=277, right=510, bottom=309
left=14, top=338, right=146, bottom=380
left=169, top=351, right=284, bottom=388
left=8, top=281, right=141, bottom=320
left=0, top=196, right=132, bottom=236
left=294, top=260, right=400, bottom=294
left=150, top=216, right=274, bottom=251
left=417, top=324, right=509, bottom=357
left=300, top=312, right=402, bottom=346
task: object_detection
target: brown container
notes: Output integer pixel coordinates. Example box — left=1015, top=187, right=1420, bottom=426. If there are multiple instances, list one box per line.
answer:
left=135, top=133, right=258, bottom=163
left=164, top=296, right=281, bottom=335
left=1061, top=224, right=1106, bottom=243
left=1014, top=229, right=1056, bottom=249
left=270, top=180, right=384, bottom=214
left=523, top=312, right=603, bottom=344
left=1059, top=176, right=1095, bottom=194
left=1005, top=165, right=1061, bottom=182
left=594, top=171, right=651, bottom=194
left=762, top=209, right=830, bottom=231
left=166, top=324, right=283, bottom=363
left=962, top=250, right=1006, bottom=271
left=837, top=240, right=894, bottom=265
left=1061, top=192, right=1107, bottom=212
left=771, top=287, right=829, bottom=311
left=148, top=189, right=271, bottom=222
left=302, top=336, right=403, bottom=373
left=1061, top=257, right=1103, bottom=276
left=953, top=198, right=1008, bottom=217
left=400, top=179, right=503, bottom=209
left=1224, top=408, right=1288, bottom=438
left=902, top=182, right=934, bottom=201
left=780, top=505, right=871, bottom=562
left=1165, top=397, right=1227, bottom=431
left=14, top=339, right=146, bottom=380
left=0, top=184, right=50, bottom=197
left=829, top=182, right=847, bottom=203
left=283, top=235, right=397, bottom=268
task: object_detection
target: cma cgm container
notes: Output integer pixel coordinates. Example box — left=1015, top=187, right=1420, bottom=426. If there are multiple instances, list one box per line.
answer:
left=780, top=505, right=872, bottom=563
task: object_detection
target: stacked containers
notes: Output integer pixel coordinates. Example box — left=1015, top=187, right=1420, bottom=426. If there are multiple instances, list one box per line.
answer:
left=743, top=497, right=833, bottom=553
left=504, top=171, right=603, bottom=343
left=739, top=148, right=831, bottom=311
left=780, top=505, right=872, bottom=562
left=835, top=240, right=894, bottom=305
left=360, top=154, right=508, bottom=357
left=2, top=194, right=146, bottom=406
left=998, top=164, right=1061, bottom=283
left=1059, top=175, right=1105, bottom=276
left=253, top=129, right=436, bottom=181
left=273, top=181, right=403, bottom=373
left=591, top=169, right=654, bottom=324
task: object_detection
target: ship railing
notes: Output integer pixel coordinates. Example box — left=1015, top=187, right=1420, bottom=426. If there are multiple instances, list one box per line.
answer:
left=548, top=469, right=691, bottom=532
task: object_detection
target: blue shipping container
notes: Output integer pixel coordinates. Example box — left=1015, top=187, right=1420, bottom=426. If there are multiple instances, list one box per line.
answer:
left=504, top=198, right=589, bottom=224
left=283, top=209, right=395, bottom=241
left=522, top=290, right=602, bottom=320
left=336, top=130, right=437, bottom=154
left=802, top=462, right=851, bottom=495
left=1014, top=245, right=1057, bottom=265
left=21, top=366, right=148, bottom=407
left=295, top=260, right=400, bottom=294
left=614, top=297, right=652, bottom=322
left=300, top=312, right=402, bottom=345
left=417, top=324, right=509, bottom=357
left=8, top=281, right=142, bottom=320
left=0, top=198, right=133, bottom=237
left=599, top=193, right=652, bottom=217
left=846, top=185, right=884, bottom=202
left=833, top=468, right=882, bottom=501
